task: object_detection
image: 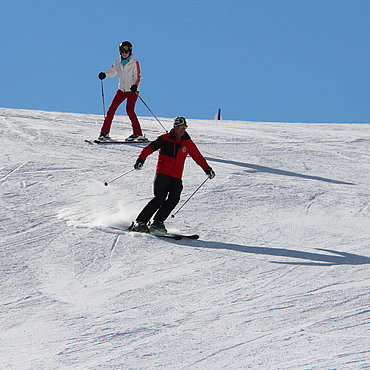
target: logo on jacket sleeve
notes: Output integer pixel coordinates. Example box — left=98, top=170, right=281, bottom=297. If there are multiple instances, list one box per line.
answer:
left=182, top=147, right=187, bottom=153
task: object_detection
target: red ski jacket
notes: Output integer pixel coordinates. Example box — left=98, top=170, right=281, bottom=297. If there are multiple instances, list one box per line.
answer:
left=138, top=130, right=209, bottom=179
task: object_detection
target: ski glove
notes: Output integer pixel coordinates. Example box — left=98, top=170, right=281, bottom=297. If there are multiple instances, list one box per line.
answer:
left=98, top=72, right=106, bottom=80
left=134, top=158, right=145, bottom=170
left=130, top=84, right=138, bottom=93
left=205, top=167, right=215, bottom=179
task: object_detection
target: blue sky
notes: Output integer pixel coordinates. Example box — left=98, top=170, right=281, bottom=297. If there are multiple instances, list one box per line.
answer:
left=1, top=0, right=369, bottom=123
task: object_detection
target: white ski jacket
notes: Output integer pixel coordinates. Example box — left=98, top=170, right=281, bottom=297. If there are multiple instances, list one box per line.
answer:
left=105, top=55, right=141, bottom=92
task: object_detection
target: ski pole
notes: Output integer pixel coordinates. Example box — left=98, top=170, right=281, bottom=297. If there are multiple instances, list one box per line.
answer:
left=101, top=80, right=106, bottom=118
left=104, top=168, right=135, bottom=186
left=171, top=177, right=209, bottom=218
left=137, top=94, right=168, bottom=132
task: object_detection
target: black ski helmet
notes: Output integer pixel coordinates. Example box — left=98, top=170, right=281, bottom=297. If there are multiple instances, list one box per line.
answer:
left=119, top=41, right=132, bottom=55
left=173, top=116, right=188, bottom=128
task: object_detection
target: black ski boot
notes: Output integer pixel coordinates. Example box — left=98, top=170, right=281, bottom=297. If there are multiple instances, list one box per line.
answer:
left=129, top=221, right=150, bottom=233
left=150, top=220, right=167, bottom=233
left=98, top=131, right=111, bottom=141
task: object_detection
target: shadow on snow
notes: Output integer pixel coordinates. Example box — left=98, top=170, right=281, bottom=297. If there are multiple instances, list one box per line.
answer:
left=182, top=240, right=370, bottom=266
left=106, top=227, right=368, bottom=266
left=206, top=157, right=355, bottom=185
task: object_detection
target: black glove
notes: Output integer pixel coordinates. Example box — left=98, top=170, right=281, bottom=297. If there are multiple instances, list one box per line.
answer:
left=205, top=167, right=215, bottom=179
left=134, top=158, right=145, bottom=170
left=130, top=84, right=138, bottom=93
left=98, top=72, right=106, bottom=80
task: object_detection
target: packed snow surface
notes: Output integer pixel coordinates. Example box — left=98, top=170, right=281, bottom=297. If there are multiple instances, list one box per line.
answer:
left=1, top=108, right=369, bottom=369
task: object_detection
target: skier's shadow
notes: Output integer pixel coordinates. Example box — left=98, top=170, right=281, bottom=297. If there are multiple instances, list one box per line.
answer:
left=181, top=240, right=370, bottom=266
left=205, top=157, right=354, bottom=185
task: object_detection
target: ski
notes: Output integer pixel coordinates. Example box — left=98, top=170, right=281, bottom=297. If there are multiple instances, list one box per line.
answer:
left=109, top=226, right=199, bottom=240
left=163, top=232, right=199, bottom=240
left=109, top=226, right=182, bottom=240
left=85, top=138, right=149, bottom=145
left=150, top=231, right=199, bottom=240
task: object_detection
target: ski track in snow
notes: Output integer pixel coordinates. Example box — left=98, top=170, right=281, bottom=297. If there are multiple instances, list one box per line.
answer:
left=0, top=161, right=29, bottom=183
left=0, top=108, right=369, bottom=369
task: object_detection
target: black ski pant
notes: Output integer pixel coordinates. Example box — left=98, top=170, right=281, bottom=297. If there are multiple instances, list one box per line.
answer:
left=136, top=173, right=183, bottom=223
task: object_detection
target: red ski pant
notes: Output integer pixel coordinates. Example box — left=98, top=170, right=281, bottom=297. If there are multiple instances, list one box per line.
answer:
left=101, top=89, right=142, bottom=136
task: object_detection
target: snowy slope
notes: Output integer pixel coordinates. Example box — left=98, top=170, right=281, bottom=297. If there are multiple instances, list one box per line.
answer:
left=0, top=107, right=369, bottom=369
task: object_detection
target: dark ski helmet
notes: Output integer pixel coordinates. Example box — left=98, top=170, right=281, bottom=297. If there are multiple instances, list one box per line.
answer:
left=119, top=41, right=132, bottom=55
left=173, top=116, right=188, bottom=128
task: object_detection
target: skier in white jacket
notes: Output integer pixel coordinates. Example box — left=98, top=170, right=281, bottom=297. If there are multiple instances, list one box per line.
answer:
left=98, top=41, right=146, bottom=142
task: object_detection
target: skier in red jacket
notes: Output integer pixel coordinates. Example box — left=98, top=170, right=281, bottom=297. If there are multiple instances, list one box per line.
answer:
left=131, top=116, right=215, bottom=233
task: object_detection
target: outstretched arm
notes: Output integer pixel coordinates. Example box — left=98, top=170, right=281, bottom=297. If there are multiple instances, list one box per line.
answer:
left=134, top=136, right=163, bottom=170
left=189, top=142, right=216, bottom=178
left=105, top=60, right=118, bottom=78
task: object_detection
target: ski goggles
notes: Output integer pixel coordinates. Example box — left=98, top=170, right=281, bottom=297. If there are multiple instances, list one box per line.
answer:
left=174, top=124, right=188, bottom=129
